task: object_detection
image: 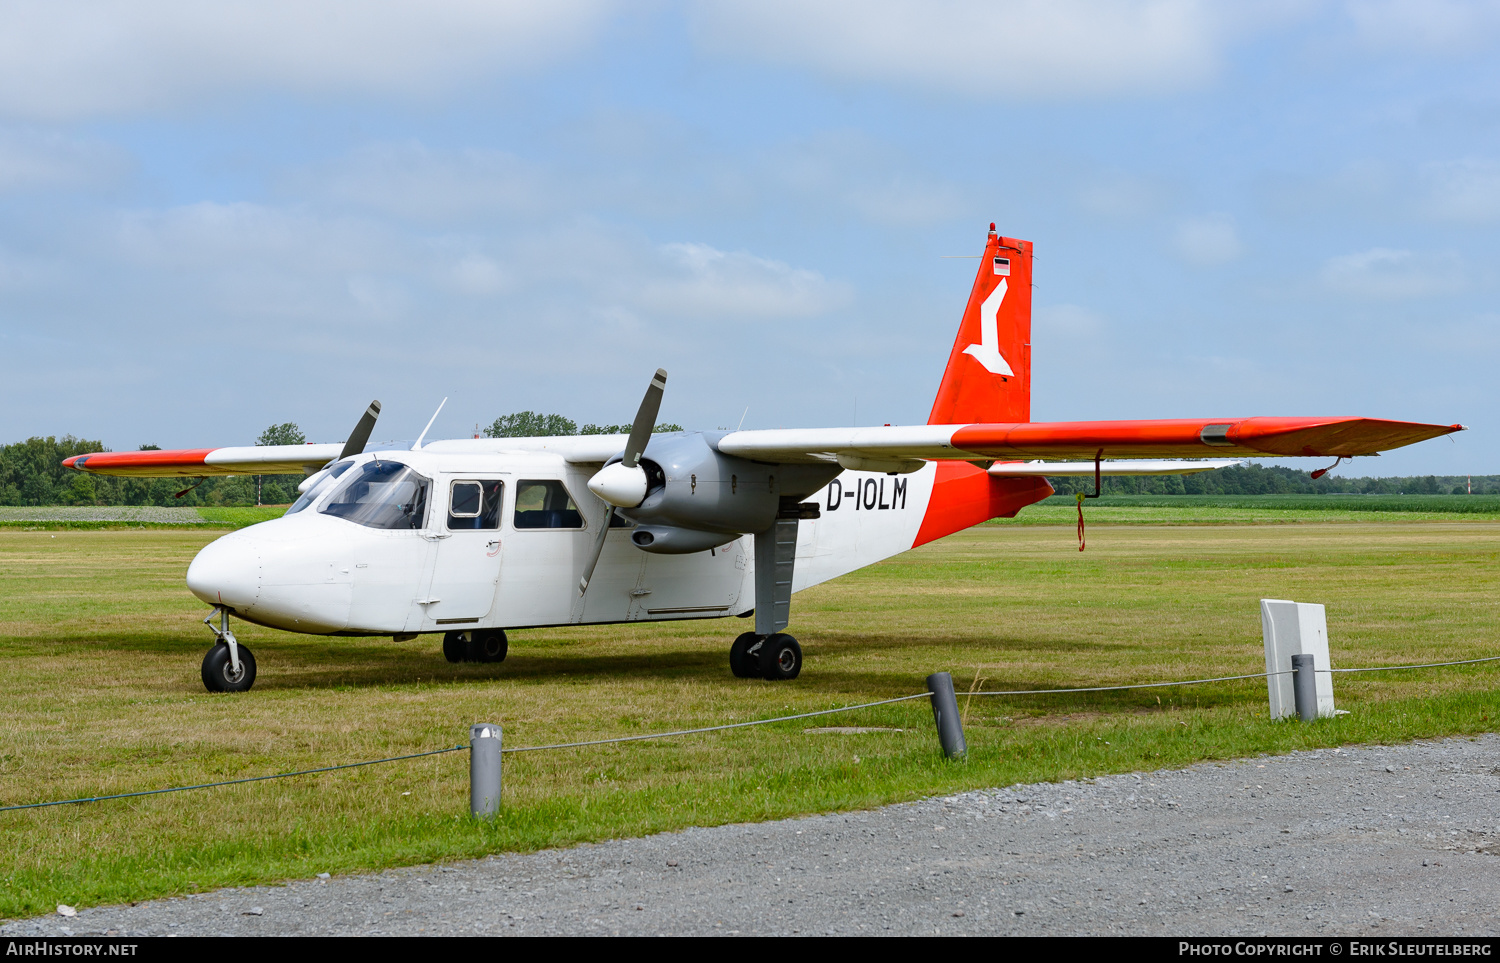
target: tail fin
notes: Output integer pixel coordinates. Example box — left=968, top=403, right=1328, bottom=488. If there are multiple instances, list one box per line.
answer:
left=927, top=224, right=1032, bottom=425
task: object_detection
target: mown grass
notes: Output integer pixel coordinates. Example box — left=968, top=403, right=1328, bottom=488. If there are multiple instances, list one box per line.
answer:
left=194, top=506, right=288, bottom=526
left=1, top=522, right=1498, bottom=918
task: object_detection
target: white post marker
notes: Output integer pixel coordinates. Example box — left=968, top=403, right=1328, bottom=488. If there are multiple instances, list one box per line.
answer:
left=1261, top=599, right=1336, bottom=719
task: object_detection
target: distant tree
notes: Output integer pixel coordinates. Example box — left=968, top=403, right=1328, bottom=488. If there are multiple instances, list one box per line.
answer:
left=484, top=412, right=577, bottom=437
left=138, top=444, right=161, bottom=450
left=253, top=423, right=306, bottom=506
left=579, top=422, right=684, bottom=434
left=257, top=423, right=306, bottom=447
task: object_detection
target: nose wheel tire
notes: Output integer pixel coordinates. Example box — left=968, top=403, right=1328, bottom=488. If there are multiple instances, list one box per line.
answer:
left=444, top=629, right=508, bottom=664
left=202, top=642, right=257, bottom=692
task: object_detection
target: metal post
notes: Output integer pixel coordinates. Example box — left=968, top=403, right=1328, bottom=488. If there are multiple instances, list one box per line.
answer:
left=1291, top=654, right=1317, bottom=722
left=469, top=723, right=502, bottom=817
left=926, top=672, right=967, bottom=759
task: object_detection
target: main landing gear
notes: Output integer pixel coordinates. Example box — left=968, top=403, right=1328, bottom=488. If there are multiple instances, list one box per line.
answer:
left=443, top=629, right=508, bottom=664
left=202, top=606, right=256, bottom=692
left=730, top=632, right=802, bottom=681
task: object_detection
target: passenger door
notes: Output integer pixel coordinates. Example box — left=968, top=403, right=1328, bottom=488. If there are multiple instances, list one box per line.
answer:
left=421, top=478, right=505, bottom=627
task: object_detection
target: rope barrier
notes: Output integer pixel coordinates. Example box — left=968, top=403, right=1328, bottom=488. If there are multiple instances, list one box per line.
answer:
left=965, top=652, right=1500, bottom=697
left=0, top=694, right=931, bottom=813
left=500, top=692, right=932, bottom=753
left=966, top=669, right=1292, bottom=696
left=5, top=652, right=1495, bottom=814
left=1325, top=654, right=1500, bottom=674
left=0, top=744, right=467, bottom=813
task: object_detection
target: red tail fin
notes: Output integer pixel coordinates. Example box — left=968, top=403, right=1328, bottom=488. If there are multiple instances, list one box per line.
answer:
left=927, top=225, right=1032, bottom=425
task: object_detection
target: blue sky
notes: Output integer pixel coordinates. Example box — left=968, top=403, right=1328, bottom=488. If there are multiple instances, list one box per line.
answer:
left=1, top=1, right=1496, bottom=476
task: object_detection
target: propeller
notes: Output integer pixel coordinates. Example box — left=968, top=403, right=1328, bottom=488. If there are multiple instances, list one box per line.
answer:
left=339, top=400, right=382, bottom=461
left=578, top=368, right=668, bottom=595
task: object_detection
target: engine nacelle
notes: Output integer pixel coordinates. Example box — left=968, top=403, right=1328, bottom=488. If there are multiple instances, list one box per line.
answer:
left=617, top=433, right=839, bottom=539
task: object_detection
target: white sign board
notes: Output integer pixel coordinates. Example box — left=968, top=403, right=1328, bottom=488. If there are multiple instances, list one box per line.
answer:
left=1261, top=599, right=1336, bottom=719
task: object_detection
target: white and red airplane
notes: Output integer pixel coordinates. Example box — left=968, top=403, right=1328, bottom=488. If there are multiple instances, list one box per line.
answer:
left=65, top=226, right=1462, bottom=692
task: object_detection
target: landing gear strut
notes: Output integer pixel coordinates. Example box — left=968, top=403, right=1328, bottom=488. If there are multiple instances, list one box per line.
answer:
left=730, top=631, right=801, bottom=681
left=443, top=629, right=508, bottom=664
left=202, top=606, right=256, bottom=692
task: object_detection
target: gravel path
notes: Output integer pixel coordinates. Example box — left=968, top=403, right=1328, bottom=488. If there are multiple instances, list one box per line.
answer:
left=7, top=735, right=1498, bottom=937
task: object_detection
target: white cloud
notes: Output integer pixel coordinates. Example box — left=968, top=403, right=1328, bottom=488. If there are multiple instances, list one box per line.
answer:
left=115, top=202, right=395, bottom=272
left=1420, top=159, right=1500, bottom=223
left=0, top=249, right=62, bottom=290
left=762, top=132, right=962, bottom=226
left=689, top=0, right=1277, bottom=99
left=306, top=142, right=554, bottom=222
left=635, top=242, right=852, bottom=319
left=446, top=254, right=511, bottom=296
left=1320, top=248, right=1468, bottom=299
left=1075, top=171, right=1168, bottom=218
left=1173, top=213, right=1242, bottom=265
left=1344, top=0, right=1500, bottom=55
left=1035, top=303, right=1106, bottom=338
left=0, top=129, right=128, bottom=191
left=0, top=1, right=616, bottom=120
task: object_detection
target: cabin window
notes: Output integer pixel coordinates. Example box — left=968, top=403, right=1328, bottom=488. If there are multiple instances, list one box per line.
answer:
left=448, top=479, right=504, bottom=531
left=513, top=479, right=584, bottom=529
left=319, top=460, right=431, bottom=530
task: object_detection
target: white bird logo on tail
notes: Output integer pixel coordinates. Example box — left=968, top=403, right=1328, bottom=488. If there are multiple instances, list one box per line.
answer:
left=962, top=278, right=1015, bottom=376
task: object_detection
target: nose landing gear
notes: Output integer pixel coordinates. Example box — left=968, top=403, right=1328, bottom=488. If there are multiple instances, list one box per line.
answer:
left=202, top=606, right=257, bottom=692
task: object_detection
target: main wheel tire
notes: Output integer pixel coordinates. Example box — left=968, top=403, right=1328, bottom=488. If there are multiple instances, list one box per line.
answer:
left=201, top=642, right=257, bottom=693
left=442, top=631, right=467, bottom=663
left=759, top=633, right=801, bottom=681
left=469, top=629, right=508, bottom=663
left=729, top=632, right=762, bottom=678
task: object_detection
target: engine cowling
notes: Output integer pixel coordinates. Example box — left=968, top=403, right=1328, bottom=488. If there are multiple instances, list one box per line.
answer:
left=615, top=433, right=840, bottom=550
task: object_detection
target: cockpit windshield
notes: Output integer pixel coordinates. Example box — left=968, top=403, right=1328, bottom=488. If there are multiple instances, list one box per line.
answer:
left=319, top=460, right=431, bottom=530
left=284, top=460, right=356, bottom=515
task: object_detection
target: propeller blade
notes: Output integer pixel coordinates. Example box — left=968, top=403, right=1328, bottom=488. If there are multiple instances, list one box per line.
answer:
left=623, top=369, right=667, bottom=468
left=338, top=400, right=382, bottom=461
left=580, top=368, right=666, bottom=595
left=577, top=506, right=615, bottom=595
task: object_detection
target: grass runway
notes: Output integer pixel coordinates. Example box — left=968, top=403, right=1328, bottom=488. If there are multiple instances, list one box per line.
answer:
left=1, top=518, right=1498, bottom=918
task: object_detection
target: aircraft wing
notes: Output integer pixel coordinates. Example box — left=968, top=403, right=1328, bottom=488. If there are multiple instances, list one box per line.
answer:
left=716, top=416, right=1463, bottom=465
left=62, top=444, right=346, bottom=477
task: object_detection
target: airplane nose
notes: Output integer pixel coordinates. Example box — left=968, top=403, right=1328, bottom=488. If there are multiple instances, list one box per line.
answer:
left=186, top=533, right=260, bottom=610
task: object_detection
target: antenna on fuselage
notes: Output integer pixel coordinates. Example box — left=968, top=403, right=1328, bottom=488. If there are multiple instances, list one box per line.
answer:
left=413, top=398, right=448, bottom=451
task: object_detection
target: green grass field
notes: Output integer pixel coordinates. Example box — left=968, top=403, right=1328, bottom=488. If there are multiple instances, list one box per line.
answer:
left=1, top=520, right=1498, bottom=919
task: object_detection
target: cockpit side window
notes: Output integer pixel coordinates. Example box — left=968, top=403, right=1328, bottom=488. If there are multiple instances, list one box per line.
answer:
left=319, top=460, right=431, bottom=530
left=285, top=460, right=356, bottom=515
left=448, top=480, right=504, bottom=531
left=513, top=479, right=584, bottom=529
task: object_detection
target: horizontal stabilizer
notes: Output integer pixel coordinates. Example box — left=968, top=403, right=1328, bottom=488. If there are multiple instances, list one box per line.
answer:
left=987, top=459, right=1241, bottom=477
